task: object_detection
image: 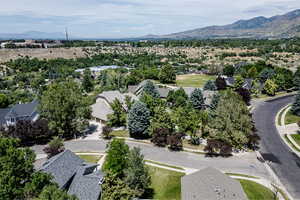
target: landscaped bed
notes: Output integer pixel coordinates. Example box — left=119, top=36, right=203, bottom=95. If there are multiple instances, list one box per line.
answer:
left=238, top=179, right=277, bottom=200
left=285, top=110, right=300, bottom=125
left=110, top=130, right=130, bottom=137
left=176, top=74, right=216, bottom=88
left=291, top=134, right=300, bottom=147
left=146, top=166, right=184, bottom=200
left=78, top=155, right=103, bottom=163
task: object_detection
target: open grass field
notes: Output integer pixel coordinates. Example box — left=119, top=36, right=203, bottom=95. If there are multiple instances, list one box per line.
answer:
left=238, top=179, right=276, bottom=200
left=285, top=110, right=300, bottom=125
left=176, top=74, right=216, bottom=88
left=147, top=166, right=184, bottom=200
left=78, top=155, right=102, bottom=163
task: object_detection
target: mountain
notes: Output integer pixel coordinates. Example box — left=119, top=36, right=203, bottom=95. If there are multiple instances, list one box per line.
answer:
left=0, top=31, right=66, bottom=40
left=158, top=9, right=300, bottom=39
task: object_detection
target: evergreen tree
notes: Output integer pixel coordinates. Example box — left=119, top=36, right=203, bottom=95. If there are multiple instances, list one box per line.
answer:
left=215, top=76, right=227, bottom=90
left=210, top=92, right=221, bottom=111
left=107, top=99, right=126, bottom=127
left=190, top=88, right=205, bottom=110
left=82, top=69, right=94, bottom=92
left=0, top=93, right=9, bottom=108
left=124, top=147, right=151, bottom=197
left=141, top=80, right=160, bottom=98
left=291, top=90, right=300, bottom=116
left=150, top=106, right=174, bottom=136
left=128, top=101, right=151, bottom=138
left=159, top=64, right=176, bottom=84
left=103, top=139, right=129, bottom=177
left=203, top=80, right=217, bottom=91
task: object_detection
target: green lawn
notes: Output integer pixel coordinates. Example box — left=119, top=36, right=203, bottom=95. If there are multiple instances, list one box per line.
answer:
left=146, top=166, right=184, bottom=200
left=291, top=134, right=300, bottom=147
left=176, top=74, right=216, bottom=88
left=111, top=130, right=129, bottom=137
left=146, top=160, right=184, bottom=170
left=285, top=110, right=300, bottom=125
left=78, top=155, right=102, bottom=163
left=284, top=134, right=300, bottom=152
left=238, top=179, right=277, bottom=200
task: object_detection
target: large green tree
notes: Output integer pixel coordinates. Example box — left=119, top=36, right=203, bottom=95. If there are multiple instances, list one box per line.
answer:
left=263, top=79, right=278, bottom=96
left=208, top=90, right=257, bottom=150
left=82, top=69, right=94, bottom=93
left=0, top=93, right=9, bottom=108
left=166, top=88, right=188, bottom=108
left=107, top=99, right=126, bottom=127
left=150, top=106, right=174, bottom=136
left=37, top=185, right=78, bottom=200
left=190, top=88, right=205, bottom=110
left=39, top=81, right=91, bottom=138
left=141, top=80, right=160, bottom=98
left=103, top=139, right=129, bottom=177
left=159, top=64, right=176, bottom=84
left=128, top=101, right=151, bottom=138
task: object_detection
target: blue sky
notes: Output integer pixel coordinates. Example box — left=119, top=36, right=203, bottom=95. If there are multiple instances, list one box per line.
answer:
left=1, top=0, right=300, bottom=38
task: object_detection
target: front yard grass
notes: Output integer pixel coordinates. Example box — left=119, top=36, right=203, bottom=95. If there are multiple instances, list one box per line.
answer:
left=146, top=166, right=184, bottom=200
left=285, top=110, right=300, bottom=125
left=238, top=179, right=277, bottom=200
left=146, top=160, right=184, bottom=170
left=176, top=74, right=216, bottom=88
left=78, top=155, right=102, bottom=163
left=284, top=134, right=300, bottom=152
left=111, top=130, right=129, bottom=137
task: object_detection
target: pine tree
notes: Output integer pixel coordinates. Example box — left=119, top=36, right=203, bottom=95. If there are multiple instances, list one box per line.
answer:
left=203, top=80, right=217, bottom=91
left=128, top=101, right=151, bottom=138
left=190, top=88, right=205, bottom=110
left=82, top=69, right=94, bottom=92
left=141, top=80, right=160, bottom=98
left=291, top=90, right=300, bottom=116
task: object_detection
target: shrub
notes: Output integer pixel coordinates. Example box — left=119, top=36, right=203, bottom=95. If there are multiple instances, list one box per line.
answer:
left=43, top=137, right=65, bottom=159
left=102, top=126, right=112, bottom=139
left=167, top=132, right=184, bottom=151
left=151, top=128, right=170, bottom=147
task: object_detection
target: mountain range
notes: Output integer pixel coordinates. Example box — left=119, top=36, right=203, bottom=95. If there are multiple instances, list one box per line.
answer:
left=147, top=9, right=300, bottom=39
left=0, top=31, right=66, bottom=40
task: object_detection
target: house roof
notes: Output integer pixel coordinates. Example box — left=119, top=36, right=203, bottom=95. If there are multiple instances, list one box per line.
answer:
left=40, top=150, right=85, bottom=188
left=97, top=91, right=125, bottom=104
left=68, top=164, right=104, bottom=200
left=181, top=167, right=247, bottom=200
left=5, top=100, right=38, bottom=119
left=0, top=108, right=10, bottom=125
left=222, top=76, right=253, bottom=90
left=157, top=87, right=171, bottom=98
left=91, top=99, right=113, bottom=121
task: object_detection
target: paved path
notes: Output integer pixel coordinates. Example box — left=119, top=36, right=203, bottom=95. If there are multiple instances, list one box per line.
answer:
left=253, top=95, right=300, bottom=199
left=32, top=139, right=271, bottom=180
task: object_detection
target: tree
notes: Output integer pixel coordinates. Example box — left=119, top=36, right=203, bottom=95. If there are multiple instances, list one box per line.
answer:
left=0, top=138, right=35, bottom=199
left=204, top=139, right=232, bottom=156
left=223, top=65, right=235, bottom=76
left=235, top=88, right=251, bottom=106
left=101, top=172, right=138, bottom=200
left=151, top=128, right=171, bottom=147
left=233, top=75, right=245, bottom=90
left=159, top=64, right=176, bottom=84
left=209, top=92, right=221, bottom=111
left=0, top=93, right=9, bottom=108
left=203, top=80, right=217, bottom=91
left=293, top=67, right=300, bottom=88
left=24, top=172, right=53, bottom=199
left=103, top=139, right=129, bottom=177
left=149, top=106, right=174, bottom=136
left=166, top=88, right=188, bottom=108
left=215, top=76, right=227, bottom=90
left=39, top=81, right=91, bottom=138
left=124, top=147, right=151, bottom=197
left=247, top=66, right=258, bottom=79
left=102, top=125, right=113, bottom=139
left=141, top=80, right=160, bottom=98
left=125, top=95, right=134, bottom=111
left=190, top=88, right=205, bottom=110
left=43, top=137, right=65, bottom=159
left=140, top=93, right=164, bottom=116
left=251, top=79, right=261, bottom=97
left=107, top=99, right=126, bottom=127
left=167, top=132, right=184, bottom=151
left=208, top=90, right=257, bottom=150
left=263, top=79, right=278, bottom=96
left=37, top=185, right=78, bottom=200
left=259, top=68, right=275, bottom=83
left=291, top=90, right=300, bottom=116
left=82, top=69, right=94, bottom=92
left=128, top=101, right=151, bottom=138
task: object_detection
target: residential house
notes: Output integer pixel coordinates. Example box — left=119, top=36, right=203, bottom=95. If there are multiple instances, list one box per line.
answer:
left=40, top=150, right=104, bottom=200
left=0, top=100, right=39, bottom=127
left=181, top=167, right=247, bottom=200
left=128, top=80, right=172, bottom=98
left=221, top=76, right=253, bottom=90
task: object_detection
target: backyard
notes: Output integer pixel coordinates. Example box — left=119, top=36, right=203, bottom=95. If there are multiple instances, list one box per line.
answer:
left=176, top=74, right=216, bottom=88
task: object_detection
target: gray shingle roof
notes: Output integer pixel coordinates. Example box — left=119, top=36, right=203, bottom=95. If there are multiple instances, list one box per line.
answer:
left=68, top=165, right=104, bottom=200
left=97, top=91, right=125, bottom=104
left=181, top=167, right=247, bottom=200
left=5, top=100, right=38, bottom=119
left=0, top=108, right=10, bottom=125
left=40, top=150, right=84, bottom=188
left=91, top=99, right=113, bottom=121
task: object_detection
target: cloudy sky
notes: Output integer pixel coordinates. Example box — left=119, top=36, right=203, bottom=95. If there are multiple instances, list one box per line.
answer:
left=1, top=0, right=300, bottom=38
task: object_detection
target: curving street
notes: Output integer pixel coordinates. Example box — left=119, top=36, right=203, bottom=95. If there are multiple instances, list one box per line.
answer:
left=253, top=95, right=300, bottom=199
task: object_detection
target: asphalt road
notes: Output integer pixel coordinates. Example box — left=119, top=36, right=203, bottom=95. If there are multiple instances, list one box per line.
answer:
left=253, top=95, right=300, bottom=199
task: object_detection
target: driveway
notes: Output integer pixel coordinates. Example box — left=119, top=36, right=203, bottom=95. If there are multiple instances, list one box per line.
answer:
left=32, top=139, right=270, bottom=180
left=253, top=95, right=300, bottom=199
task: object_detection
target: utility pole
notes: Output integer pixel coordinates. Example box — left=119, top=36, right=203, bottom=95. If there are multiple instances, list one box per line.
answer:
left=65, top=27, right=69, bottom=41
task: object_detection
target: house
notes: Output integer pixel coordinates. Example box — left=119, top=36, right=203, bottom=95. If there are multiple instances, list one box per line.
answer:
left=128, top=80, right=172, bottom=98
left=0, top=100, right=39, bottom=127
left=181, top=167, right=247, bottom=200
left=40, top=150, right=104, bottom=200
left=221, top=76, right=253, bottom=90
left=91, top=90, right=137, bottom=125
